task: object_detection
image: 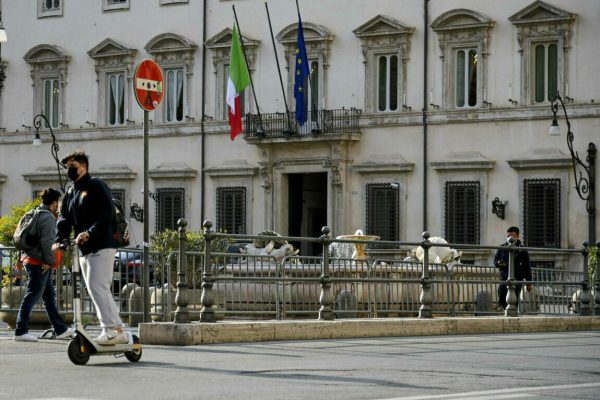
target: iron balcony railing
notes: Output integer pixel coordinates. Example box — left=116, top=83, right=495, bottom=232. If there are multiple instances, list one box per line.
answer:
left=243, top=108, right=361, bottom=139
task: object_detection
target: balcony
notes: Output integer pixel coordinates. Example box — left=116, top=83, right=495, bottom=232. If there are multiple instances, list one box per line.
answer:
left=243, top=108, right=362, bottom=141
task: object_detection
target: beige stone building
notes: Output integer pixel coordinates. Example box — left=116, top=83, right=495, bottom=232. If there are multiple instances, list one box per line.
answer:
left=0, top=0, right=598, bottom=269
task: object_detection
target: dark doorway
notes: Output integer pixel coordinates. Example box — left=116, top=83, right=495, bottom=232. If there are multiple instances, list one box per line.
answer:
left=288, top=173, right=328, bottom=256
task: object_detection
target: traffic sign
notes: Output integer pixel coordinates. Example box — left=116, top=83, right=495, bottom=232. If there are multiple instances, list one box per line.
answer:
left=133, top=59, right=164, bottom=111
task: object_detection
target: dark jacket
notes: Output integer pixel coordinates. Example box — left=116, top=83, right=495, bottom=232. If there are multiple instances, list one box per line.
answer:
left=493, top=239, right=533, bottom=281
left=56, top=173, right=116, bottom=255
left=22, top=204, right=56, bottom=265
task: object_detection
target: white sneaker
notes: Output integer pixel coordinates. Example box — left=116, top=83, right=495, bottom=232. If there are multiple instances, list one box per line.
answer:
left=94, top=331, right=129, bottom=346
left=14, top=333, right=38, bottom=342
left=55, top=327, right=75, bottom=339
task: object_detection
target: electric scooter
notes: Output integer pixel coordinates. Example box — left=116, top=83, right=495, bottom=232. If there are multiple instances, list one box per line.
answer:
left=64, top=241, right=142, bottom=365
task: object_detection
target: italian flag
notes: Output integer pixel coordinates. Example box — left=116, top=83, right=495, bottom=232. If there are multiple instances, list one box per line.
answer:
left=226, top=25, right=250, bottom=141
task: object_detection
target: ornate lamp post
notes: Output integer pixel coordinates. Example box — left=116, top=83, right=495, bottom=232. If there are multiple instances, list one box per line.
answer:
left=32, top=113, right=66, bottom=192
left=549, top=93, right=598, bottom=312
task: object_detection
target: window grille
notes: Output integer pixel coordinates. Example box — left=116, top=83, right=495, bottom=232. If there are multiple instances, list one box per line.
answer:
left=110, top=188, right=125, bottom=207
left=445, top=181, right=480, bottom=244
left=216, top=187, right=246, bottom=234
left=155, top=188, right=185, bottom=232
left=366, top=183, right=399, bottom=245
left=523, top=178, right=560, bottom=247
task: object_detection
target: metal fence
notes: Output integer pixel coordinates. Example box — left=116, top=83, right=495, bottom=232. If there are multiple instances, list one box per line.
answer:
left=0, top=229, right=593, bottom=328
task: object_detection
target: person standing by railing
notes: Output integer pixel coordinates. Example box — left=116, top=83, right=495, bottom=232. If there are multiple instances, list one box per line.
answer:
left=494, top=226, right=533, bottom=310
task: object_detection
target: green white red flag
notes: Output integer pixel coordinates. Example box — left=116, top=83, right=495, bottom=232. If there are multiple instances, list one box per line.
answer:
left=226, top=24, right=250, bottom=140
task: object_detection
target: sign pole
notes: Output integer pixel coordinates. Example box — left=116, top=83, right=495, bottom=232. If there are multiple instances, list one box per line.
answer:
left=143, top=109, right=150, bottom=323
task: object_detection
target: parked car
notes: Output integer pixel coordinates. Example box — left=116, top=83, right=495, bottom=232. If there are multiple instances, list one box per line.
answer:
left=113, top=250, right=156, bottom=293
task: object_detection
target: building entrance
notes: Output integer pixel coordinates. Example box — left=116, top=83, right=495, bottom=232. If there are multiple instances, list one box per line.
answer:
left=288, top=173, right=327, bottom=256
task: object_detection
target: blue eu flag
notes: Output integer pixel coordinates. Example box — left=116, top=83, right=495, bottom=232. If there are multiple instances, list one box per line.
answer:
left=294, top=17, right=310, bottom=126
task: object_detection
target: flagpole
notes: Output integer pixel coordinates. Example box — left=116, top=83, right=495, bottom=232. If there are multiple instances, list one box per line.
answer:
left=265, top=2, right=293, bottom=135
left=232, top=5, right=265, bottom=136
left=295, top=0, right=320, bottom=133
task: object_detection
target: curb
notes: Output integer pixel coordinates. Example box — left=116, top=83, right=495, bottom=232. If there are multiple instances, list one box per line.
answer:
left=139, top=316, right=600, bottom=346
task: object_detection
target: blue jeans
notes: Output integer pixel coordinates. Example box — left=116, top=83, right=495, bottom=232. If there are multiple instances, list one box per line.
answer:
left=15, top=264, right=68, bottom=336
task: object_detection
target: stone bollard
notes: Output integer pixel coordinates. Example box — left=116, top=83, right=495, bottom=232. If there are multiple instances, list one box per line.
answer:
left=199, top=220, right=216, bottom=322
left=318, top=226, right=333, bottom=320
left=173, top=218, right=190, bottom=323
left=419, top=232, right=433, bottom=318
left=128, top=285, right=144, bottom=327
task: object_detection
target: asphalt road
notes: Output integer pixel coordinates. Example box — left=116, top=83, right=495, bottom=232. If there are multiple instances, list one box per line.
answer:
left=0, top=329, right=599, bottom=400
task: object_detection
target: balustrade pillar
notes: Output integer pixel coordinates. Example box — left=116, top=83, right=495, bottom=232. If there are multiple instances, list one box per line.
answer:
left=419, top=232, right=433, bottom=318
left=579, top=242, right=592, bottom=316
left=504, top=237, right=518, bottom=317
left=199, top=220, right=216, bottom=322
left=173, top=218, right=190, bottom=323
left=318, top=226, right=334, bottom=320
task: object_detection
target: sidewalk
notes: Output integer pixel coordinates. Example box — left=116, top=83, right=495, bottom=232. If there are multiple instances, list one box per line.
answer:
left=138, top=315, right=600, bottom=346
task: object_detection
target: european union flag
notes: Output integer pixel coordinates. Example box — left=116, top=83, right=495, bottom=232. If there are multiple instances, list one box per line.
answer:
left=294, top=17, right=310, bottom=126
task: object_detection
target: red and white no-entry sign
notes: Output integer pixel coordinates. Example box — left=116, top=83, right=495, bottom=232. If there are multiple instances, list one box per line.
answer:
left=134, top=59, right=164, bottom=111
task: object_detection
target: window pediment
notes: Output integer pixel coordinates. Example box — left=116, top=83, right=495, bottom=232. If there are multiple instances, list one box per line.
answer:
left=206, top=28, right=260, bottom=68
left=431, top=9, right=494, bottom=32
left=276, top=22, right=333, bottom=45
left=149, top=162, right=197, bottom=179
left=507, top=148, right=571, bottom=169
left=145, top=33, right=197, bottom=54
left=24, top=44, right=70, bottom=64
left=87, top=38, right=136, bottom=60
left=431, top=152, right=494, bottom=171
left=509, top=1, right=575, bottom=25
left=353, top=14, right=414, bottom=38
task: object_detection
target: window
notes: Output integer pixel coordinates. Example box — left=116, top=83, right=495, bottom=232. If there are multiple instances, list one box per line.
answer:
left=103, top=0, right=129, bottom=11
left=24, top=44, right=69, bottom=128
left=445, top=181, right=480, bottom=244
left=533, top=43, right=558, bottom=103
left=277, top=22, right=332, bottom=114
left=38, top=0, right=63, bottom=18
left=145, top=33, right=196, bottom=124
left=110, top=188, right=126, bottom=208
left=510, top=2, right=574, bottom=105
left=431, top=10, right=493, bottom=109
left=455, top=49, right=478, bottom=108
left=206, top=28, right=257, bottom=121
left=216, top=187, right=246, bottom=234
left=43, top=78, right=60, bottom=128
left=366, top=183, right=399, bottom=243
left=377, top=55, right=399, bottom=112
left=523, top=178, right=560, bottom=247
left=354, top=15, right=413, bottom=114
left=107, top=73, right=125, bottom=126
left=155, top=188, right=185, bottom=232
left=88, top=39, right=136, bottom=127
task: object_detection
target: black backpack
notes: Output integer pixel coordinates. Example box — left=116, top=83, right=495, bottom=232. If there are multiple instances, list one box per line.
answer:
left=112, top=198, right=130, bottom=248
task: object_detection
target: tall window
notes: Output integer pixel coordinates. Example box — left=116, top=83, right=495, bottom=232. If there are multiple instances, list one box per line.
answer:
left=38, top=0, right=63, bottom=17
left=377, top=54, right=399, bottom=112
left=43, top=78, right=60, bottom=128
left=523, top=179, right=560, bottom=247
left=223, top=63, right=245, bottom=119
left=534, top=43, right=558, bottom=103
left=165, top=68, right=184, bottom=122
left=216, top=187, right=246, bottom=234
left=366, top=183, right=399, bottom=244
left=303, top=60, right=319, bottom=121
left=445, top=181, right=480, bottom=244
left=455, top=48, right=478, bottom=108
left=107, top=73, right=125, bottom=126
left=156, top=188, right=185, bottom=231
left=44, top=0, right=60, bottom=10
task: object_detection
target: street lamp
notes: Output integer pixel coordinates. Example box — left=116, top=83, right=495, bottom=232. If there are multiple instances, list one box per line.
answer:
left=32, top=113, right=66, bottom=192
left=550, top=92, right=598, bottom=313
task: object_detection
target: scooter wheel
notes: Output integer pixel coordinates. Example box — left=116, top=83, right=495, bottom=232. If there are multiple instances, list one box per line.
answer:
left=125, top=334, right=142, bottom=363
left=67, top=337, right=90, bottom=365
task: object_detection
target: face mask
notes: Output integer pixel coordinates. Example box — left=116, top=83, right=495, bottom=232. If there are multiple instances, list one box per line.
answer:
left=67, top=167, right=79, bottom=181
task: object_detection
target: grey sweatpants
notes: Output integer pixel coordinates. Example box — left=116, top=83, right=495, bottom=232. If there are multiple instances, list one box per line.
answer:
left=80, top=248, right=123, bottom=330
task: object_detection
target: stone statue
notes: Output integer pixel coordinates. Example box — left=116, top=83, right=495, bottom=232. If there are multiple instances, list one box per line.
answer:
left=239, top=230, right=299, bottom=262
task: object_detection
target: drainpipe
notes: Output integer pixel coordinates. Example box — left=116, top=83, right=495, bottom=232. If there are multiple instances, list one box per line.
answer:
left=200, top=0, right=207, bottom=222
left=422, top=0, right=429, bottom=232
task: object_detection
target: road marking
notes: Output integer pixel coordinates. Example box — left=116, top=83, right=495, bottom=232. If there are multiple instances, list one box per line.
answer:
left=378, top=381, right=600, bottom=400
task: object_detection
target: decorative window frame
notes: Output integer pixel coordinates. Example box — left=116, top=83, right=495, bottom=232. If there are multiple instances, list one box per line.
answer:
left=103, top=0, right=129, bottom=12
left=206, top=28, right=260, bottom=121
left=276, top=22, right=333, bottom=112
left=37, top=0, right=63, bottom=18
left=87, top=38, right=137, bottom=127
left=145, top=33, right=197, bottom=123
left=160, top=0, right=188, bottom=5
left=23, top=44, right=70, bottom=127
left=353, top=15, right=414, bottom=114
left=431, top=9, right=494, bottom=109
left=509, top=1, right=575, bottom=105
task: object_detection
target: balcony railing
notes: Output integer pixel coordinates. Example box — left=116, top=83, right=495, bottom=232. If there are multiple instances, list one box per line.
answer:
left=243, top=108, right=361, bottom=139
